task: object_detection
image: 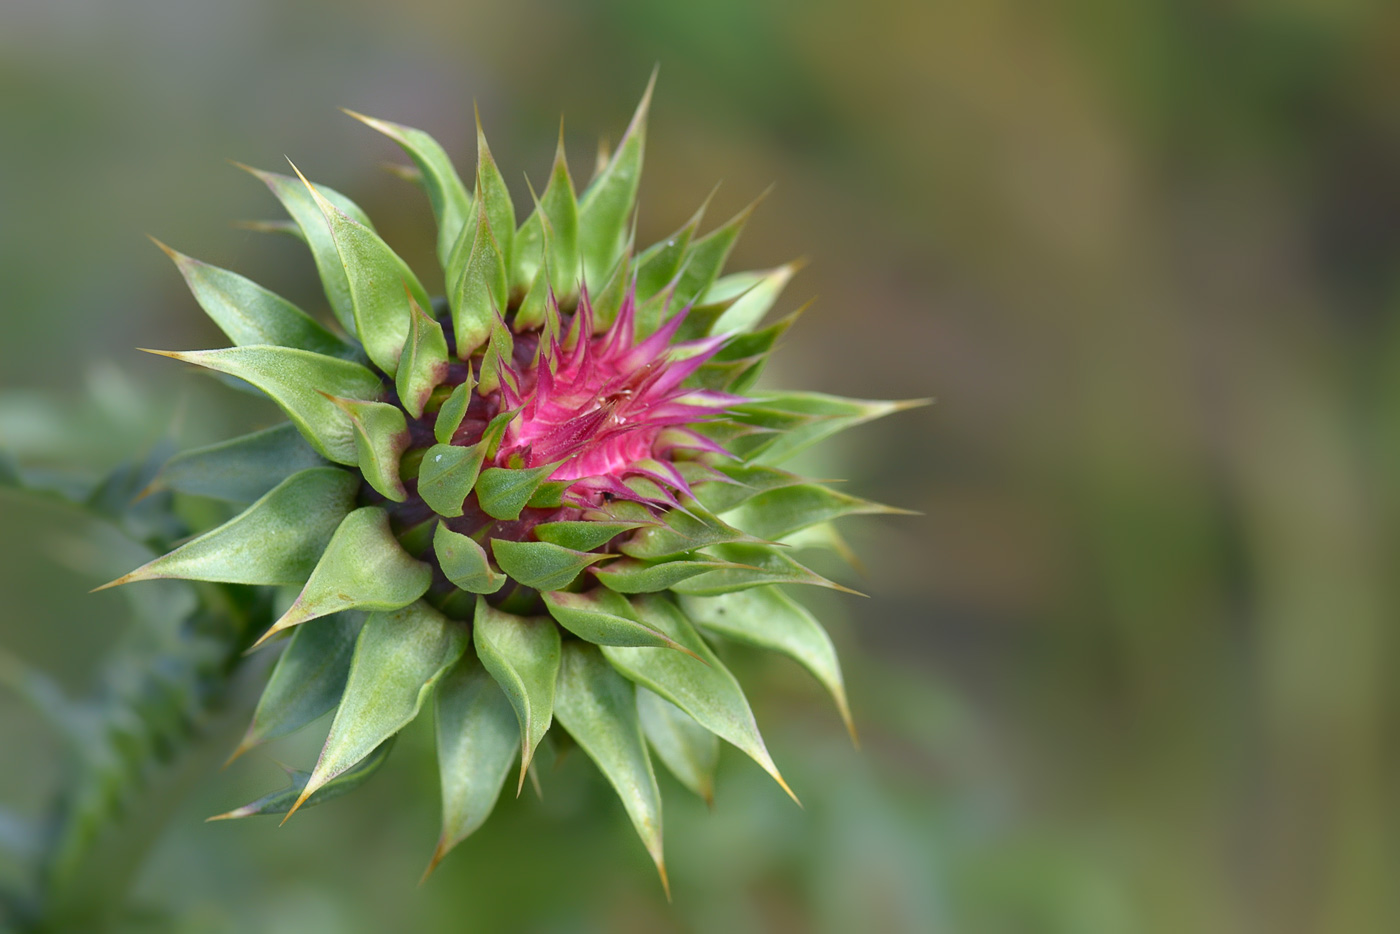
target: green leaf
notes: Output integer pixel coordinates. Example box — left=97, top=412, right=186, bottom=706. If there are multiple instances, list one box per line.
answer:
left=513, top=133, right=579, bottom=299
left=433, top=380, right=473, bottom=444
left=473, top=598, right=560, bottom=791
left=778, top=520, right=862, bottom=568
left=707, top=261, right=801, bottom=336
left=673, top=193, right=765, bottom=310
left=472, top=107, right=516, bottom=280
left=604, top=594, right=795, bottom=802
left=290, top=602, right=469, bottom=817
left=533, top=519, right=650, bottom=552
left=590, top=239, right=634, bottom=331
left=154, top=240, right=355, bottom=358
left=527, top=480, right=571, bottom=509
left=417, top=442, right=486, bottom=518
left=474, top=316, right=516, bottom=396
left=475, top=463, right=558, bottom=521
left=231, top=613, right=362, bottom=759
left=144, top=346, right=384, bottom=465
left=679, top=586, right=854, bottom=741
left=429, top=655, right=519, bottom=874
left=541, top=589, right=696, bottom=656
left=553, top=642, right=666, bottom=890
left=619, top=505, right=756, bottom=560
left=327, top=396, right=409, bottom=502
left=153, top=424, right=325, bottom=503
left=432, top=523, right=506, bottom=594
left=99, top=467, right=356, bottom=589
left=636, top=687, right=718, bottom=806
left=207, top=740, right=394, bottom=821
left=242, top=164, right=375, bottom=334
left=693, top=462, right=804, bottom=514
left=345, top=111, right=471, bottom=267
left=633, top=199, right=704, bottom=303
left=668, top=543, right=854, bottom=597
left=447, top=194, right=508, bottom=358
left=260, top=507, right=433, bottom=644
left=292, top=162, right=432, bottom=376
left=395, top=296, right=449, bottom=419
left=593, top=556, right=749, bottom=594
left=490, top=540, right=609, bottom=592
left=578, top=73, right=652, bottom=289
left=512, top=254, right=553, bottom=333
left=722, top=483, right=910, bottom=541
left=734, top=392, right=929, bottom=465
left=695, top=306, right=803, bottom=392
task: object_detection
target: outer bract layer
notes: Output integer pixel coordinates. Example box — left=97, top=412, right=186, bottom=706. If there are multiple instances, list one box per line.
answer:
left=112, top=78, right=921, bottom=887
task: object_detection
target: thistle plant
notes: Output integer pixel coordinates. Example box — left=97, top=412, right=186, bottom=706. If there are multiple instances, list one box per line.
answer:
left=99, top=77, right=918, bottom=886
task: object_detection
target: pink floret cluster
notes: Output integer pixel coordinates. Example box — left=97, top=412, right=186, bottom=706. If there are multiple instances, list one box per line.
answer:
left=494, top=289, right=742, bottom=509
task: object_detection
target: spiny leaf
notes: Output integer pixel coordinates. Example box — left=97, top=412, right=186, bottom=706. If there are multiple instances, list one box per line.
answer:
left=604, top=594, right=797, bottom=803
left=722, top=483, right=913, bottom=541
left=490, top=540, right=609, bottom=592
left=475, top=463, right=558, bottom=521
left=473, top=598, right=560, bottom=793
left=735, top=392, right=930, bottom=465
left=327, top=396, right=409, bottom=502
left=417, top=442, right=486, bottom=518
left=592, top=556, right=750, bottom=594
left=578, top=72, right=653, bottom=289
left=395, top=296, right=449, bottom=419
left=706, top=261, right=802, bottom=336
left=230, top=613, right=362, bottom=760
left=590, top=237, right=634, bottom=330
left=97, top=467, right=356, bottom=589
left=693, top=462, right=805, bottom=514
left=673, top=192, right=766, bottom=311
left=291, top=161, right=432, bottom=376
left=344, top=110, right=472, bottom=267
left=141, top=346, right=384, bottom=465
left=240, top=164, right=375, bottom=334
left=153, top=239, right=355, bottom=358
left=429, top=654, right=518, bottom=876
left=636, top=687, right=718, bottom=806
left=542, top=589, right=697, bottom=656
left=433, top=523, right=506, bottom=594
left=152, top=424, right=325, bottom=503
left=207, top=740, right=393, bottom=821
left=679, top=586, right=854, bottom=742
left=472, top=105, right=516, bottom=277
left=258, top=507, right=432, bottom=645
left=668, top=543, right=858, bottom=597
left=619, top=505, right=757, bottom=560
left=633, top=198, right=706, bottom=303
left=513, top=131, right=579, bottom=299
left=433, top=380, right=473, bottom=445
left=475, top=315, right=515, bottom=396
left=553, top=642, right=667, bottom=894
left=533, top=519, right=650, bottom=552
left=695, top=305, right=804, bottom=392
left=447, top=192, right=508, bottom=359
left=512, top=250, right=553, bottom=333
left=288, top=602, right=469, bottom=819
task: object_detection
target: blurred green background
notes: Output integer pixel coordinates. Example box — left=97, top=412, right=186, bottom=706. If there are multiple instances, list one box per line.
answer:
left=2, top=0, right=1398, bottom=931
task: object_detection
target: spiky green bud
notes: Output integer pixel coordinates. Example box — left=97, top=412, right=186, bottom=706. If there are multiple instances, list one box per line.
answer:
left=115, top=76, right=923, bottom=888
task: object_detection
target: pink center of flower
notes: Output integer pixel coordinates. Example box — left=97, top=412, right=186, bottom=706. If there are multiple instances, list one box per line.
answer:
left=493, top=289, right=741, bottom=508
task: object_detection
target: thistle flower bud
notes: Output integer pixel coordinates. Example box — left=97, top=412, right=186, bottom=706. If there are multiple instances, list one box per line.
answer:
left=108, top=76, right=921, bottom=886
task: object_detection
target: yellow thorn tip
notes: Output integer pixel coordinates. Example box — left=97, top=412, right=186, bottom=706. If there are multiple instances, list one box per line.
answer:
left=279, top=786, right=314, bottom=826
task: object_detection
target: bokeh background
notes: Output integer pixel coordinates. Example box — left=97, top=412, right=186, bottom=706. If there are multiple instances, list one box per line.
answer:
left=2, top=1, right=1398, bottom=931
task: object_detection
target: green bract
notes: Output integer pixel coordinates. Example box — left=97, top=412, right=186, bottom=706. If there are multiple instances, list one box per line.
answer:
left=114, top=76, right=921, bottom=887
